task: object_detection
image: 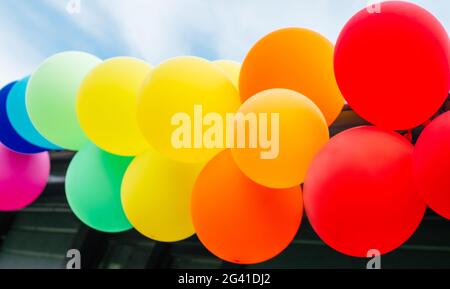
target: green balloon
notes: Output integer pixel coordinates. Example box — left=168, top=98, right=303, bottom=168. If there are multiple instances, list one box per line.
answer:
left=26, top=51, right=101, bottom=151
left=65, top=143, right=133, bottom=233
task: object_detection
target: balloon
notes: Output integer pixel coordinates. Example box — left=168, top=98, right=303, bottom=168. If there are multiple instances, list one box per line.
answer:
left=0, top=142, right=50, bottom=211
left=414, top=112, right=450, bottom=220
left=77, top=57, right=152, bottom=156
left=213, top=60, right=241, bottom=89
left=6, top=77, right=60, bottom=150
left=192, top=150, right=303, bottom=264
left=26, top=51, right=101, bottom=151
left=304, top=126, right=426, bottom=257
left=138, top=56, right=241, bottom=163
left=121, top=149, right=203, bottom=242
left=231, top=89, right=329, bottom=189
left=239, top=28, right=344, bottom=125
left=0, top=82, right=46, bottom=154
left=65, top=143, right=132, bottom=233
left=334, top=1, right=450, bottom=130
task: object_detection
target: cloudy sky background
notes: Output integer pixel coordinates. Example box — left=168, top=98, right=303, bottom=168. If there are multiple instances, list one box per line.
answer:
left=0, top=0, right=448, bottom=87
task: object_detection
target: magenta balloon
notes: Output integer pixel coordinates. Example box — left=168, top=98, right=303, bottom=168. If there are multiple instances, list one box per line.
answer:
left=0, top=142, right=50, bottom=211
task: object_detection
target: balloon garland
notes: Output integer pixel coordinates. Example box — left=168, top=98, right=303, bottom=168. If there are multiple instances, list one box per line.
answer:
left=0, top=1, right=449, bottom=264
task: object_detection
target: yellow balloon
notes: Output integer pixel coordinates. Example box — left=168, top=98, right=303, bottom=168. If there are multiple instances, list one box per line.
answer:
left=213, top=60, right=241, bottom=89
left=231, top=89, right=329, bottom=189
left=138, top=56, right=241, bottom=163
left=77, top=57, right=152, bottom=156
left=121, top=149, right=204, bottom=242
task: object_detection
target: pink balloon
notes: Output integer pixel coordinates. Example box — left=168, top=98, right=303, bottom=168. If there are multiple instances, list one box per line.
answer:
left=0, top=142, right=50, bottom=211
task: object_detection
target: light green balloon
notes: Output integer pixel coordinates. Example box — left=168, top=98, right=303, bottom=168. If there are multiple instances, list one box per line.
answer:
left=65, top=143, right=133, bottom=233
left=26, top=51, right=101, bottom=151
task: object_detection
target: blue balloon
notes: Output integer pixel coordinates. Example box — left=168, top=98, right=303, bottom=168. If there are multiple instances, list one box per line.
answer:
left=6, top=77, right=60, bottom=150
left=0, top=81, right=46, bottom=154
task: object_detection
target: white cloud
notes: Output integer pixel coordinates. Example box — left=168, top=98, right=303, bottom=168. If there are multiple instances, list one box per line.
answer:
left=95, top=0, right=449, bottom=64
left=0, top=0, right=448, bottom=88
left=98, top=0, right=351, bottom=63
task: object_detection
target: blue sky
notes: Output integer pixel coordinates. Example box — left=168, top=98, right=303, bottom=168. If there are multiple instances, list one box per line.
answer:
left=0, top=0, right=448, bottom=87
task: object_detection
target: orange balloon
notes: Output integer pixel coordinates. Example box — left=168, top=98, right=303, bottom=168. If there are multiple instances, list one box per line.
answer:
left=231, top=88, right=329, bottom=189
left=240, top=28, right=344, bottom=125
left=191, top=150, right=303, bottom=264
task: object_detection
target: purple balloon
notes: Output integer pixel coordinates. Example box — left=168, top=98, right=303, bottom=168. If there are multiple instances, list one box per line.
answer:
left=0, top=142, right=50, bottom=211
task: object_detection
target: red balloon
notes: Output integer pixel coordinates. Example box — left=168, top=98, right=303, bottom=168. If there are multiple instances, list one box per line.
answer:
left=334, top=1, right=450, bottom=130
left=304, top=126, right=426, bottom=257
left=414, top=112, right=450, bottom=220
